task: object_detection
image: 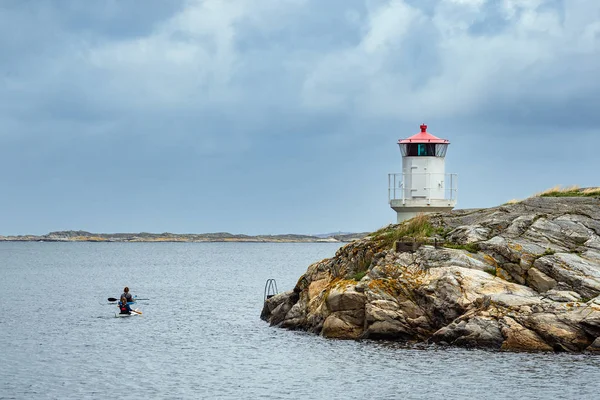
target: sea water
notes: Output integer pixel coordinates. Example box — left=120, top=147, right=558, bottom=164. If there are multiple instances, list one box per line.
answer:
left=0, top=242, right=598, bottom=399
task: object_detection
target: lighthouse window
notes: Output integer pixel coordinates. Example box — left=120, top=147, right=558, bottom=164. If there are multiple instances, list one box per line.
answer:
left=406, top=143, right=436, bottom=156
left=400, top=144, right=408, bottom=156
left=435, top=144, right=448, bottom=157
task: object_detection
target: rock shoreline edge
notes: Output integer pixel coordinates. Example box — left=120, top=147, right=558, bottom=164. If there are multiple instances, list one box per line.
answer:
left=261, top=196, right=600, bottom=353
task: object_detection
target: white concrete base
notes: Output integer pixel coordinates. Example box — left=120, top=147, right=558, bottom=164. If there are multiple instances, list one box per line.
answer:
left=390, top=199, right=456, bottom=224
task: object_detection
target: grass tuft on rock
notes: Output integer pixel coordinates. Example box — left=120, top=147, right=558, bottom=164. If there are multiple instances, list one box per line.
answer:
left=503, top=198, right=522, bottom=205
left=372, top=214, right=435, bottom=248
left=534, top=185, right=600, bottom=198
left=351, top=270, right=367, bottom=281
left=443, top=242, right=481, bottom=253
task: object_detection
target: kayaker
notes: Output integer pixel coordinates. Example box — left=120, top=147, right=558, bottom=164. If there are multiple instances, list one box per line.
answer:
left=121, top=286, right=134, bottom=303
left=118, top=296, right=132, bottom=315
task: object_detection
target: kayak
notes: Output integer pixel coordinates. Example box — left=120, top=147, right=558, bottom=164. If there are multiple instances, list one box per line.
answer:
left=115, top=309, right=141, bottom=318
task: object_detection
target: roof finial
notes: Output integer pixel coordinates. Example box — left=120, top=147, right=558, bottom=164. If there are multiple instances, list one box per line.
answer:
left=420, top=123, right=427, bottom=132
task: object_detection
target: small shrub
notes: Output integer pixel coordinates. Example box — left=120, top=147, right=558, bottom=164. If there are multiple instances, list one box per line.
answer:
left=351, top=270, right=367, bottom=281
left=484, top=267, right=497, bottom=276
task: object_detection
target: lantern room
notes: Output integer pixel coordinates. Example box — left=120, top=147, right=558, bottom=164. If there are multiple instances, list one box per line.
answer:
left=399, top=124, right=449, bottom=156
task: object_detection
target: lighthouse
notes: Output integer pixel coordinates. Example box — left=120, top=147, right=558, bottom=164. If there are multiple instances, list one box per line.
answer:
left=388, top=124, right=457, bottom=223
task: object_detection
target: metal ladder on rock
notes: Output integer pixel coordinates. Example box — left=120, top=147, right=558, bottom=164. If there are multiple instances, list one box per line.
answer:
left=263, top=279, right=278, bottom=301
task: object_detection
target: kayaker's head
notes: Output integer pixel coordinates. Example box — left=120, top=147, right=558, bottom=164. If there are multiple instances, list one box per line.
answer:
left=120, top=296, right=127, bottom=304
left=124, top=287, right=129, bottom=293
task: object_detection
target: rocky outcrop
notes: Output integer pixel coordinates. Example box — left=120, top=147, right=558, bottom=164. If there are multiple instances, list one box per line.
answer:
left=261, top=196, right=600, bottom=352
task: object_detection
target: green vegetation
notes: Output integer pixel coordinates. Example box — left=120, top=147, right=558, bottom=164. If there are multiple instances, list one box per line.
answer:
left=535, top=185, right=600, bottom=198
left=351, top=270, right=368, bottom=281
left=372, top=214, right=436, bottom=248
left=443, top=242, right=481, bottom=253
left=484, top=267, right=497, bottom=276
left=531, top=248, right=557, bottom=263
left=435, top=226, right=453, bottom=238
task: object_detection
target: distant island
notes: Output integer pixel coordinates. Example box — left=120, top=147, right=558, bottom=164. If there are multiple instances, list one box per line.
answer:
left=0, top=230, right=369, bottom=243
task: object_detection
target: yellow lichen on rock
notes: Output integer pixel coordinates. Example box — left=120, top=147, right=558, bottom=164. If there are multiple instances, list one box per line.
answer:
left=483, top=254, right=498, bottom=267
left=308, top=278, right=330, bottom=300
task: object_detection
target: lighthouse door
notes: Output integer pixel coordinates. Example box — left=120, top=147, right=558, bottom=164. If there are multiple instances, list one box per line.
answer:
left=410, top=161, right=428, bottom=198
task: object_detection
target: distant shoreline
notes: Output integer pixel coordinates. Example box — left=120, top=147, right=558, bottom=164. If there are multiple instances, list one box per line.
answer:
left=0, top=230, right=368, bottom=243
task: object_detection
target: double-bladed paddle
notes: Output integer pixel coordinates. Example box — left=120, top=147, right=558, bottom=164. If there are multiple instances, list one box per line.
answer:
left=108, top=297, right=149, bottom=302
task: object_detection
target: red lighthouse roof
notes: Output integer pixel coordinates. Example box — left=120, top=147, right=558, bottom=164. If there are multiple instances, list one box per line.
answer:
left=398, top=124, right=449, bottom=144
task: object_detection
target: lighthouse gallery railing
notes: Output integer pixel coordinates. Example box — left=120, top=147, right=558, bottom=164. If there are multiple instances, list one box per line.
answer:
left=388, top=173, right=458, bottom=204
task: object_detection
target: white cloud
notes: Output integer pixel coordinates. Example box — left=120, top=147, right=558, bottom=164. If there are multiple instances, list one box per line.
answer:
left=361, top=1, right=419, bottom=53
left=86, top=1, right=248, bottom=108
left=301, top=0, right=600, bottom=122
left=2, top=0, right=600, bottom=137
left=32, top=0, right=309, bottom=112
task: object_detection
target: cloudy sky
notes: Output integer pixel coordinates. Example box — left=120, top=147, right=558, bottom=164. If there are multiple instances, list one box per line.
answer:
left=1, top=0, right=599, bottom=235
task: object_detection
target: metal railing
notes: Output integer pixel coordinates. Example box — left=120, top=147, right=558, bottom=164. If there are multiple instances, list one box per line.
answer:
left=388, top=173, right=458, bottom=204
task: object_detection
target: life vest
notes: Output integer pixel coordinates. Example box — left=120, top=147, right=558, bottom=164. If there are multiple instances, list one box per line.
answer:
left=119, top=303, right=130, bottom=314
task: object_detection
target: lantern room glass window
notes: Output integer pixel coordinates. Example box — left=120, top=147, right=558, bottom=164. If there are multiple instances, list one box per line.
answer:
left=399, top=143, right=447, bottom=157
left=408, top=143, right=436, bottom=156
left=400, top=144, right=408, bottom=156
left=435, top=144, right=448, bottom=157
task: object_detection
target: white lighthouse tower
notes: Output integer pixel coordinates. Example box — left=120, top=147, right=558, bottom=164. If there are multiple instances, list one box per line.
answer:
left=388, top=124, right=457, bottom=223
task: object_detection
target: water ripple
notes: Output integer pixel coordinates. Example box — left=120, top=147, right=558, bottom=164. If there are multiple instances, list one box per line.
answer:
left=1, top=242, right=598, bottom=399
